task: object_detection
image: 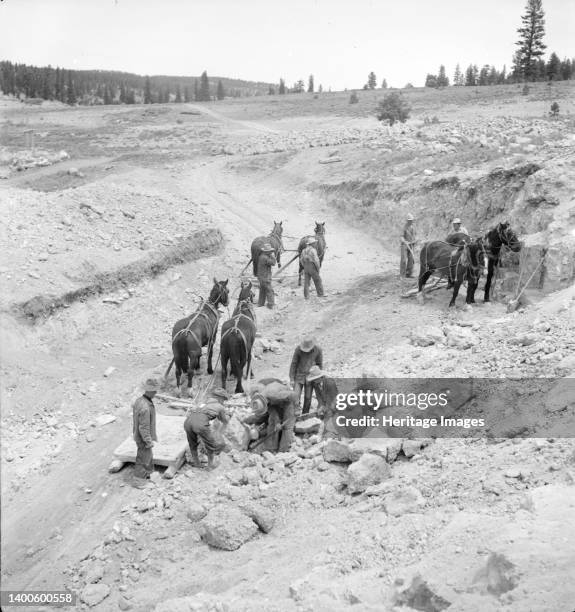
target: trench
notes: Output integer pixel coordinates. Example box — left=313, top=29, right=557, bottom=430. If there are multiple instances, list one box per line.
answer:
left=12, top=228, right=224, bottom=324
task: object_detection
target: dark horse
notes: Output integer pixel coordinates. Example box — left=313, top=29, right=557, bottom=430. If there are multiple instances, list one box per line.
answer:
left=418, top=239, right=485, bottom=307
left=472, top=221, right=521, bottom=302
left=220, top=281, right=257, bottom=393
left=250, top=221, right=284, bottom=276
left=297, top=221, right=327, bottom=286
left=170, top=278, right=229, bottom=396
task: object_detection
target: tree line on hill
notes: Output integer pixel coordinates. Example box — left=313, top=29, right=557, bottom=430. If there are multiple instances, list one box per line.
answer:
left=0, top=63, right=277, bottom=105
left=424, top=0, right=573, bottom=88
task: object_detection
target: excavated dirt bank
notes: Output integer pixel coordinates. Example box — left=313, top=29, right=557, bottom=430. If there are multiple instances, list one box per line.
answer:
left=13, top=228, right=223, bottom=323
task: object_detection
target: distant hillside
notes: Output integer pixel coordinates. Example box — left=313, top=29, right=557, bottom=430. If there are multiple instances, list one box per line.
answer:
left=0, top=61, right=277, bottom=105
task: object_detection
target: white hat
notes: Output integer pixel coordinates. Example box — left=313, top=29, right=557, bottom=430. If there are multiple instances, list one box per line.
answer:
left=453, top=218, right=461, bottom=224
left=406, top=214, right=414, bottom=221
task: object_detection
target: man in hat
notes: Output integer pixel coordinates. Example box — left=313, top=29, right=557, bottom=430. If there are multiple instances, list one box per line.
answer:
left=400, top=214, right=417, bottom=278
left=245, top=380, right=297, bottom=452
left=449, top=218, right=469, bottom=239
left=257, top=243, right=276, bottom=309
left=184, top=397, right=229, bottom=470
left=132, top=378, right=159, bottom=480
left=289, top=336, right=323, bottom=416
left=300, top=237, right=325, bottom=299
left=306, top=366, right=340, bottom=440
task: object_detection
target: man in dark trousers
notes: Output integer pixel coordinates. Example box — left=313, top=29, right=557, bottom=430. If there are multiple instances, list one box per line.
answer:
left=400, top=213, right=417, bottom=278
left=306, top=366, right=340, bottom=440
left=300, top=237, right=325, bottom=299
left=184, top=398, right=229, bottom=470
left=289, top=336, right=323, bottom=416
left=132, top=378, right=159, bottom=480
left=257, top=243, right=276, bottom=309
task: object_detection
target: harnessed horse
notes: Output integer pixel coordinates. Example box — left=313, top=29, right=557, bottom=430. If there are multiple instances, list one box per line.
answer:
left=471, top=222, right=522, bottom=302
left=418, top=239, right=486, bottom=307
left=250, top=221, right=284, bottom=276
left=170, top=278, right=229, bottom=396
left=297, top=222, right=327, bottom=286
left=220, top=281, right=257, bottom=393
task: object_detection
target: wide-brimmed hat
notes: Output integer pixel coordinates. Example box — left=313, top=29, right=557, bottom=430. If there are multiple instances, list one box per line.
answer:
left=307, top=365, right=326, bottom=382
left=299, top=336, right=316, bottom=352
left=406, top=213, right=414, bottom=221
left=452, top=218, right=462, bottom=224
left=261, top=243, right=274, bottom=251
left=144, top=378, right=160, bottom=393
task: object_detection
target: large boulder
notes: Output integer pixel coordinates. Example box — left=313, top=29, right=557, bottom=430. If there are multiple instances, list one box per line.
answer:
left=347, top=453, right=391, bottom=494
left=197, top=505, right=258, bottom=550
left=445, top=326, right=477, bottom=349
left=237, top=501, right=275, bottom=533
left=410, top=326, right=445, bottom=347
left=323, top=439, right=356, bottom=463
left=222, top=415, right=250, bottom=451
left=80, top=583, right=111, bottom=607
left=295, top=417, right=322, bottom=435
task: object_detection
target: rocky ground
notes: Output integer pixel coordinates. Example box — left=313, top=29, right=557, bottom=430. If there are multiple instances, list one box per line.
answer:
left=1, top=83, right=575, bottom=611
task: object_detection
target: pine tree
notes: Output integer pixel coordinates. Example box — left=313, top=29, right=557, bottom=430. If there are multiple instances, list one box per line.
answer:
left=199, top=71, right=210, bottom=101
left=119, top=83, right=126, bottom=104
left=184, top=86, right=191, bottom=102
left=318, top=84, right=323, bottom=93
left=367, top=72, right=377, bottom=89
left=560, top=58, right=572, bottom=80
left=103, top=85, right=112, bottom=105
left=307, top=74, right=314, bottom=93
left=453, top=64, right=463, bottom=86
left=546, top=52, right=561, bottom=80
left=268, top=85, right=275, bottom=95
left=376, top=92, right=411, bottom=126
left=478, top=65, right=490, bottom=85
left=144, top=76, right=152, bottom=104
left=278, top=78, right=286, bottom=94
left=515, top=0, right=547, bottom=81
left=437, top=65, right=449, bottom=87
left=193, top=79, right=199, bottom=101
left=66, top=71, right=77, bottom=104
left=175, top=84, right=182, bottom=103
left=381, top=78, right=388, bottom=89
left=216, top=80, right=225, bottom=100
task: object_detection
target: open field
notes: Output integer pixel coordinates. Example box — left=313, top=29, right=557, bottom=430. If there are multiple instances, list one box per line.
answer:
left=1, top=82, right=575, bottom=611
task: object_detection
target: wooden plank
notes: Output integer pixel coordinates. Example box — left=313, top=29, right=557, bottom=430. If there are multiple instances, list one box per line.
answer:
left=112, top=414, right=188, bottom=469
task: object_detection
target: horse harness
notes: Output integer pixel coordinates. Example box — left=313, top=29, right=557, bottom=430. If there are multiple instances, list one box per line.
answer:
left=172, top=300, right=220, bottom=350
left=221, top=305, right=256, bottom=365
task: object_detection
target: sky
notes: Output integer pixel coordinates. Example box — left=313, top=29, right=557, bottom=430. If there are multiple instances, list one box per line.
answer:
left=1, top=0, right=573, bottom=91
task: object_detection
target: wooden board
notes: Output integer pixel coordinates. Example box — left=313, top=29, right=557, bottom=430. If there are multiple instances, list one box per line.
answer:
left=110, top=414, right=188, bottom=478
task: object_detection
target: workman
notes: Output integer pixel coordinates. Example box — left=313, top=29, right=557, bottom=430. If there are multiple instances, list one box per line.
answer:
left=257, top=243, right=276, bottom=309
left=400, top=214, right=417, bottom=278
left=184, top=398, right=229, bottom=470
left=300, top=237, right=325, bottom=299
left=289, top=336, right=323, bottom=416
left=132, top=378, right=159, bottom=482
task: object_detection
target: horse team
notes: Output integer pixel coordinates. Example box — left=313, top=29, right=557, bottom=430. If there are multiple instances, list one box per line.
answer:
left=418, top=221, right=522, bottom=307
left=170, top=218, right=521, bottom=396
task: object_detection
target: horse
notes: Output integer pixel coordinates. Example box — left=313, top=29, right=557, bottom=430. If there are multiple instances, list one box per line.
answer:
left=470, top=221, right=522, bottom=303
left=297, top=221, right=327, bottom=286
left=418, top=238, right=485, bottom=307
left=220, top=281, right=257, bottom=393
left=170, top=278, right=229, bottom=396
left=250, top=221, right=284, bottom=276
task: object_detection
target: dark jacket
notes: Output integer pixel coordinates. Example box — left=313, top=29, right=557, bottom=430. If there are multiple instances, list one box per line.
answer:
left=289, top=346, right=323, bottom=384
left=257, top=252, right=276, bottom=282
left=132, top=395, right=157, bottom=447
left=402, top=222, right=416, bottom=246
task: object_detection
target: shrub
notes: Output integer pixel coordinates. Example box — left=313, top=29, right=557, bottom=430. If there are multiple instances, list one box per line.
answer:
left=349, top=92, right=359, bottom=104
left=376, top=92, right=411, bottom=126
left=522, top=84, right=530, bottom=96
left=431, top=115, right=440, bottom=124
left=550, top=102, right=559, bottom=117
